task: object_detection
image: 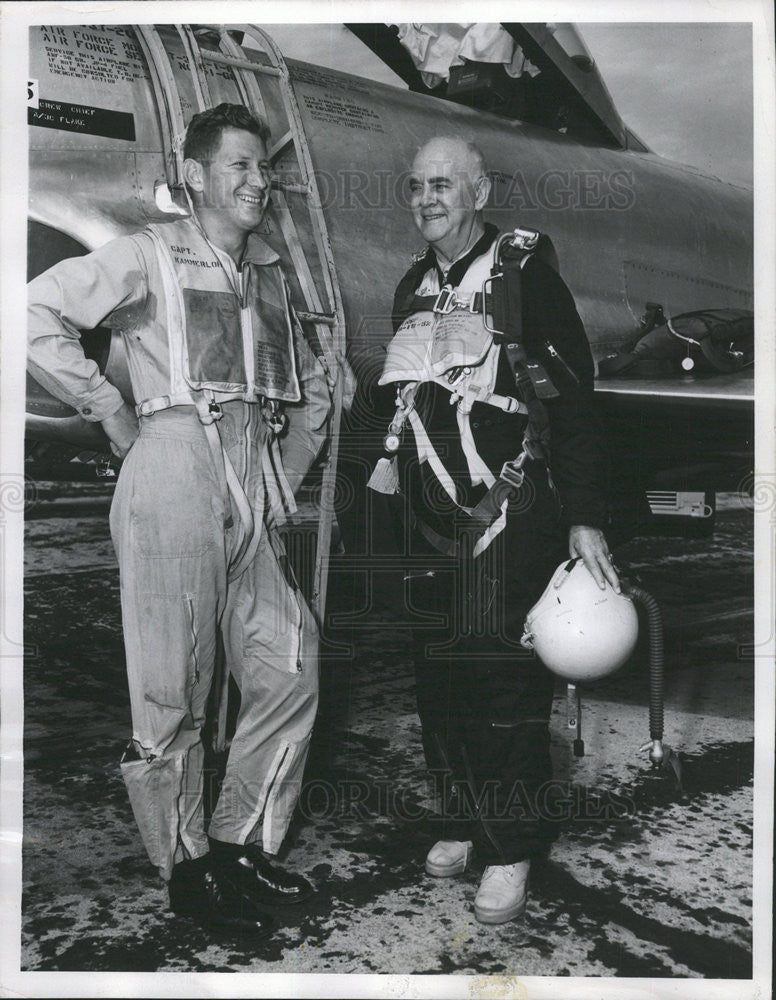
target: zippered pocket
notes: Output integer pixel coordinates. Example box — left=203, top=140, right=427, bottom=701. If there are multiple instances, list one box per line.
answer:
left=185, top=593, right=200, bottom=686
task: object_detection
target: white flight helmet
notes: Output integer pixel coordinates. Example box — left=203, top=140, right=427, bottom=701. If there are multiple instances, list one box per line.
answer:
left=521, top=558, right=639, bottom=682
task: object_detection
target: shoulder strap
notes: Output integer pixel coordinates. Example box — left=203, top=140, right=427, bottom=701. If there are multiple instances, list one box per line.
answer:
left=492, top=236, right=560, bottom=409
left=391, top=223, right=501, bottom=332
left=391, top=248, right=437, bottom=332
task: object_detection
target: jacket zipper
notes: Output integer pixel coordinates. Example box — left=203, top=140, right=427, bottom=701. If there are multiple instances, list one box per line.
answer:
left=291, top=584, right=303, bottom=673
left=543, top=340, right=580, bottom=385
left=185, top=594, right=199, bottom=685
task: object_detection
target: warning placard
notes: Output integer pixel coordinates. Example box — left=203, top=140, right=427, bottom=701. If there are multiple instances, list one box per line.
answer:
left=303, top=94, right=385, bottom=134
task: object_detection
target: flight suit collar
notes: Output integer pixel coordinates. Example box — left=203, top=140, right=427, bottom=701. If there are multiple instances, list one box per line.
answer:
left=243, top=233, right=281, bottom=267
left=180, top=214, right=281, bottom=268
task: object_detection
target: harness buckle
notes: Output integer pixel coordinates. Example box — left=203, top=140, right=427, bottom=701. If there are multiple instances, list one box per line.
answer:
left=432, top=285, right=457, bottom=315
left=195, top=396, right=223, bottom=424
left=136, top=399, right=157, bottom=418
left=522, top=435, right=545, bottom=462
left=499, top=454, right=527, bottom=489
left=507, top=227, right=541, bottom=254
left=263, top=398, right=286, bottom=434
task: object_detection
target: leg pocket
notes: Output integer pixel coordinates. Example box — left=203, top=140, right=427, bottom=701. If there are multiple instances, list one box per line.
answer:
left=129, top=437, right=219, bottom=558
left=137, top=593, right=200, bottom=706
left=229, top=528, right=312, bottom=677
left=128, top=591, right=207, bottom=753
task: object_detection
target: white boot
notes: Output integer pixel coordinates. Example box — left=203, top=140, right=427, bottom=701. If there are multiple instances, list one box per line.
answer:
left=474, top=860, right=530, bottom=923
left=425, top=839, right=473, bottom=877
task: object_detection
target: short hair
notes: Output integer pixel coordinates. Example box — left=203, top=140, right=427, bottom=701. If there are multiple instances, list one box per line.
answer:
left=415, top=136, right=488, bottom=182
left=183, top=103, right=270, bottom=163
left=465, top=140, right=487, bottom=180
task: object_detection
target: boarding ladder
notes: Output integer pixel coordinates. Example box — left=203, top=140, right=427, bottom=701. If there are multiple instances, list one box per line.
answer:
left=133, top=25, right=347, bottom=749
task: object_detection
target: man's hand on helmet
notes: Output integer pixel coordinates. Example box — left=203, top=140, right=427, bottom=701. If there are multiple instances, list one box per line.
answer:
left=564, top=525, right=620, bottom=593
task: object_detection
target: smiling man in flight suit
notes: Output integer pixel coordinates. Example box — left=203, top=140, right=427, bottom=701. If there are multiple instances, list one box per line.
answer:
left=373, top=136, right=619, bottom=923
left=27, top=104, right=332, bottom=939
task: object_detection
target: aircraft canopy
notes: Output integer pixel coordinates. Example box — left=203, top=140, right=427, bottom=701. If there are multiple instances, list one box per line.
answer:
left=346, top=22, right=648, bottom=151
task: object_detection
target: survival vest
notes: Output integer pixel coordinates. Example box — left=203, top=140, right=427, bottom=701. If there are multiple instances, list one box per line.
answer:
left=139, top=217, right=303, bottom=580
left=140, top=217, right=300, bottom=420
left=370, top=224, right=580, bottom=559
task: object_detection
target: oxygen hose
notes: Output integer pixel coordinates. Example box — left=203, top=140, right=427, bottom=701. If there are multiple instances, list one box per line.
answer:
left=625, top=582, right=665, bottom=766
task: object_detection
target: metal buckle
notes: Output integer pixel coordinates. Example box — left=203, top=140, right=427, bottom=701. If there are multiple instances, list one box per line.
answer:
left=137, top=396, right=171, bottom=417
left=264, top=398, right=286, bottom=434
left=499, top=455, right=526, bottom=489
left=432, top=285, right=457, bottom=315
left=508, top=227, right=540, bottom=253
left=521, top=436, right=543, bottom=462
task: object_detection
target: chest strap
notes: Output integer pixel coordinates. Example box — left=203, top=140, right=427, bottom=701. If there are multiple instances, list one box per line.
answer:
left=382, top=228, right=578, bottom=559
left=408, top=288, right=494, bottom=316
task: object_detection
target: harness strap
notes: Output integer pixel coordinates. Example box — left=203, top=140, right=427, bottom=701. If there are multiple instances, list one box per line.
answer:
left=135, top=390, right=247, bottom=418
left=190, top=395, right=262, bottom=582
left=385, top=228, right=574, bottom=559
left=465, top=476, right=520, bottom=535
left=262, top=434, right=298, bottom=528
left=201, top=418, right=263, bottom=581
left=407, top=407, right=459, bottom=504
left=450, top=242, right=557, bottom=538
left=407, top=507, right=458, bottom=559
left=401, top=493, right=509, bottom=561
left=408, top=289, right=496, bottom=315
left=136, top=392, right=198, bottom=417
left=456, top=407, right=496, bottom=488
left=271, top=436, right=298, bottom=516
left=392, top=223, right=500, bottom=333
left=457, top=384, right=527, bottom=415
left=405, top=404, right=511, bottom=559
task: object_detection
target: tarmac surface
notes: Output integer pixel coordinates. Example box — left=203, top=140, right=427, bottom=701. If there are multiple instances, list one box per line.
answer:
left=20, top=489, right=755, bottom=980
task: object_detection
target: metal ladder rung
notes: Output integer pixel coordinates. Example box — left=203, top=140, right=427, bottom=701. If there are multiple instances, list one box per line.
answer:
left=297, top=311, right=336, bottom=326
left=200, top=50, right=281, bottom=75
left=269, top=130, right=294, bottom=162
left=176, top=25, right=212, bottom=110
left=271, top=179, right=309, bottom=196
left=134, top=27, right=188, bottom=190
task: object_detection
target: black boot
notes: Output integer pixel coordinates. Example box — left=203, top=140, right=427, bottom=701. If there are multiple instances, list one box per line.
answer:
left=209, top=839, right=315, bottom=906
left=168, top=856, right=277, bottom=938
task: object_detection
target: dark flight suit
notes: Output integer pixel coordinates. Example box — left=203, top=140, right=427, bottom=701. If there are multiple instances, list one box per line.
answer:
left=386, top=223, right=608, bottom=865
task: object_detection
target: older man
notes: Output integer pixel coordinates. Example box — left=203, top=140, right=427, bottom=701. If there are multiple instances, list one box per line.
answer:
left=373, top=136, right=617, bottom=923
left=27, top=104, right=332, bottom=938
